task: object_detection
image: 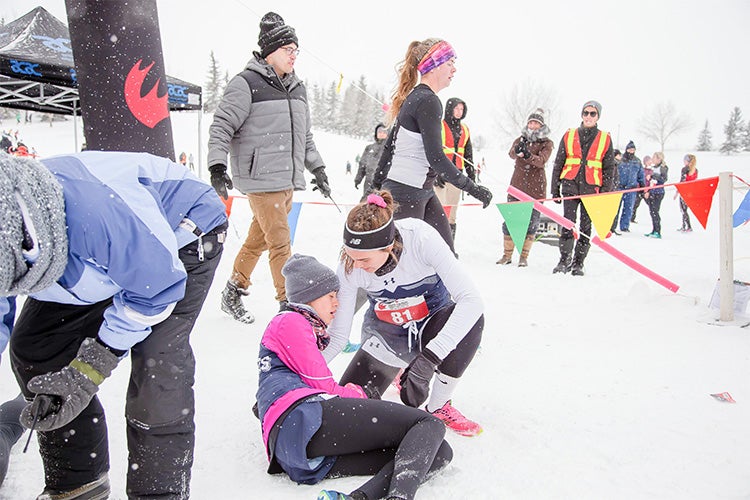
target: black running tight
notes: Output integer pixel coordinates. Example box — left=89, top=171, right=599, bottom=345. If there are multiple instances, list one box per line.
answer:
left=309, top=397, right=452, bottom=500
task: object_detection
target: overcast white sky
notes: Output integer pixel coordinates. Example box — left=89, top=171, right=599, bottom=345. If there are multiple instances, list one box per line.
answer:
left=4, top=0, right=750, bottom=151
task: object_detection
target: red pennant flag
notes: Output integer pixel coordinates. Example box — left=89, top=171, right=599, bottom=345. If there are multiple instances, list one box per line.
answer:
left=221, top=195, right=234, bottom=218
left=675, top=177, right=718, bottom=229
left=442, top=205, right=453, bottom=219
left=710, top=392, right=736, bottom=403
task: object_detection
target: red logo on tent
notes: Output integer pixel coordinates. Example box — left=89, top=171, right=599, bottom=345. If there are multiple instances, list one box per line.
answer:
left=124, top=59, right=169, bottom=128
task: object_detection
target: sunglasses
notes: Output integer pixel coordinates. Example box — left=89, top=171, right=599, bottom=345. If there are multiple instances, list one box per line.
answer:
left=582, top=110, right=598, bottom=117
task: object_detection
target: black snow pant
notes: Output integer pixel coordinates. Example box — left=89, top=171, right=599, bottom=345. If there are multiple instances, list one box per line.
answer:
left=10, top=225, right=225, bottom=498
left=311, top=397, right=453, bottom=500
left=560, top=196, right=592, bottom=265
left=647, top=192, right=664, bottom=234
left=382, top=179, right=456, bottom=256
left=340, top=303, right=484, bottom=397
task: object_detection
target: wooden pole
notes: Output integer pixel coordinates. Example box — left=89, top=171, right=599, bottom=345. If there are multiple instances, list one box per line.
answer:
left=719, top=171, right=734, bottom=321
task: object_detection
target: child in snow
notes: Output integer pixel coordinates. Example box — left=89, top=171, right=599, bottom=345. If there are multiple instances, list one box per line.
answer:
left=256, top=254, right=452, bottom=500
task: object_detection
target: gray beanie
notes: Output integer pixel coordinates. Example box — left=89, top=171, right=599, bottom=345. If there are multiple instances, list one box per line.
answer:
left=0, top=154, right=68, bottom=296
left=282, top=254, right=339, bottom=304
left=582, top=100, right=602, bottom=116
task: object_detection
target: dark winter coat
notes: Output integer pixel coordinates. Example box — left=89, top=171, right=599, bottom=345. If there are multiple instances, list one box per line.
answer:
left=507, top=126, right=554, bottom=201
left=617, top=152, right=646, bottom=189
left=207, top=54, right=324, bottom=194
left=443, top=97, right=473, bottom=172
left=649, top=161, right=668, bottom=195
left=355, top=124, right=387, bottom=199
left=550, top=124, right=615, bottom=197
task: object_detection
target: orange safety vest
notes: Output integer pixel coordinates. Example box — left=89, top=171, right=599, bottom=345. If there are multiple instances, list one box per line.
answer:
left=559, top=128, right=610, bottom=186
left=441, top=121, right=469, bottom=170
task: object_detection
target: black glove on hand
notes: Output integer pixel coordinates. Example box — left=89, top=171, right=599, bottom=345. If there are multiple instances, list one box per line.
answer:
left=465, top=163, right=476, bottom=181
left=20, top=338, right=120, bottom=431
left=400, top=349, right=441, bottom=407
left=551, top=185, right=562, bottom=204
left=362, top=380, right=381, bottom=400
left=209, top=163, right=233, bottom=200
left=467, top=182, right=493, bottom=209
left=311, top=167, right=331, bottom=198
left=354, top=180, right=361, bottom=190
left=434, top=174, right=446, bottom=188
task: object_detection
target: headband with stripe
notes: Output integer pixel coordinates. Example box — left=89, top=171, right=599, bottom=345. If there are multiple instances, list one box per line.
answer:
left=417, top=41, right=456, bottom=75
left=343, top=217, right=395, bottom=251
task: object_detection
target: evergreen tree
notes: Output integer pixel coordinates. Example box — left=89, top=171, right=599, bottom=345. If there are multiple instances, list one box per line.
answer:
left=322, top=81, right=339, bottom=132
left=719, top=107, right=744, bottom=155
left=203, top=51, right=223, bottom=113
left=695, top=119, right=713, bottom=151
left=744, top=122, right=750, bottom=151
left=339, top=82, right=360, bottom=135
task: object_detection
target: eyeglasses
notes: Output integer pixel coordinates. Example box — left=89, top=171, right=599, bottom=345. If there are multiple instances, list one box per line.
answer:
left=281, top=47, right=300, bottom=56
left=582, top=110, right=598, bottom=117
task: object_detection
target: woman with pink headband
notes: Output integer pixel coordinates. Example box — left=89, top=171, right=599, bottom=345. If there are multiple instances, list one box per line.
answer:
left=325, top=191, right=486, bottom=437
left=372, top=38, right=493, bottom=255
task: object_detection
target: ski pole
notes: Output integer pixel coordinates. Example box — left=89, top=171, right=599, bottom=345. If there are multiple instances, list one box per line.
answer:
left=22, top=394, right=59, bottom=453
left=327, top=193, right=342, bottom=213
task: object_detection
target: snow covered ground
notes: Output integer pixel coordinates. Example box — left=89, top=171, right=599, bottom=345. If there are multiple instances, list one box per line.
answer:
left=1, top=114, right=749, bottom=499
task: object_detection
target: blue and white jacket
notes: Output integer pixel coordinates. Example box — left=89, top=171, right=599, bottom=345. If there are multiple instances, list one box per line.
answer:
left=0, top=151, right=227, bottom=353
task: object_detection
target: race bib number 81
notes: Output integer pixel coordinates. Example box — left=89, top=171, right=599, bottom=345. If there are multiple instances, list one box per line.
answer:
left=374, top=296, right=429, bottom=325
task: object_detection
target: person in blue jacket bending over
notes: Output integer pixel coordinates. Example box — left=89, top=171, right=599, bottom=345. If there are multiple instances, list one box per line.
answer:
left=0, top=151, right=227, bottom=500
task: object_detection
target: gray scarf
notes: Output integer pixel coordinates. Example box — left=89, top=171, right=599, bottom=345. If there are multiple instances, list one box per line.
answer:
left=0, top=154, right=68, bottom=296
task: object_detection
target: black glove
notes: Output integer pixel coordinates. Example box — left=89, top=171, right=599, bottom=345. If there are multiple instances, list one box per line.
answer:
left=434, top=174, right=446, bottom=188
left=514, top=137, right=528, bottom=155
left=551, top=184, right=562, bottom=204
left=400, top=349, right=441, bottom=407
left=209, top=163, right=233, bottom=200
left=467, top=182, right=493, bottom=209
left=465, top=163, right=476, bottom=181
left=20, top=338, right=119, bottom=431
left=362, top=380, right=381, bottom=400
left=311, top=167, right=331, bottom=198
left=354, top=180, right=361, bottom=190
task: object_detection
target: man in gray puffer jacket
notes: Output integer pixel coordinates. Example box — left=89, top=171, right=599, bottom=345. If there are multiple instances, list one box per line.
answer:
left=208, top=12, right=331, bottom=323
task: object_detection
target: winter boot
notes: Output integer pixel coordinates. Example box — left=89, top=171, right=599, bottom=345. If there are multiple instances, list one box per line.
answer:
left=552, top=238, right=573, bottom=274
left=570, top=260, right=585, bottom=276
left=518, top=235, right=534, bottom=267
left=221, top=280, right=255, bottom=324
left=36, top=473, right=110, bottom=500
left=496, top=235, right=514, bottom=265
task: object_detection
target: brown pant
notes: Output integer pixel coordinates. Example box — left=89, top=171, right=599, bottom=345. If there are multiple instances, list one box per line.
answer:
left=231, top=190, right=293, bottom=301
left=434, top=182, right=461, bottom=225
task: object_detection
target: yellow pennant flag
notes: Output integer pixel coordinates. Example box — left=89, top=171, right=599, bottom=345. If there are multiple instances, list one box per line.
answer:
left=581, top=192, right=622, bottom=239
left=336, top=73, right=344, bottom=93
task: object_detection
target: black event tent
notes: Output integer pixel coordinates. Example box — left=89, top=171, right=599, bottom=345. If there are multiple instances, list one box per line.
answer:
left=0, top=6, right=202, bottom=116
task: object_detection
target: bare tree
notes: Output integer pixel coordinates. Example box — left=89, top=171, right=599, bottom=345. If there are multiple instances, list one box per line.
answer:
left=637, top=101, right=692, bottom=151
left=494, top=79, right=560, bottom=146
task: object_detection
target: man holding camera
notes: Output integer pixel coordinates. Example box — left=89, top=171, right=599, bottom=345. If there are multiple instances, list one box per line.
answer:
left=497, top=108, right=554, bottom=266
left=550, top=100, right=616, bottom=276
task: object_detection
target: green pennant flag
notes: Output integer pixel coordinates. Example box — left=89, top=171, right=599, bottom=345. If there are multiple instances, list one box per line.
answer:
left=496, top=201, right=534, bottom=251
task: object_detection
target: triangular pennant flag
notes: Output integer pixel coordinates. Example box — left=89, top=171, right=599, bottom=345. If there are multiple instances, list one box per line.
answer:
left=581, top=192, right=622, bottom=239
left=288, top=201, right=303, bottom=245
left=221, top=195, right=234, bottom=218
left=496, top=202, right=534, bottom=251
left=675, top=177, right=719, bottom=229
left=442, top=205, right=453, bottom=220
left=733, top=190, right=750, bottom=228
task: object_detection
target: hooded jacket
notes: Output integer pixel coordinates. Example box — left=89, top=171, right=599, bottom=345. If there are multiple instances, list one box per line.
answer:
left=507, top=124, right=554, bottom=201
left=207, top=54, right=324, bottom=194
left=354, top=123, right=387, bottom=197
left=442, top=97, right=473, bottom=171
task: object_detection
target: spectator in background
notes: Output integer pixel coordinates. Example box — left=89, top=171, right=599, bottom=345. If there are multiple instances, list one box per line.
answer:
left=434, top=97, right=476, bottom=243
left=609, top=149, right=623, bottom=235
left=644, top=151, right=668, bottom=238
left=550, top=100, right=615, bottom=276
left=616, top=141, right=645, bottom=234
left=207, top=12, right=331, bottom=323
left=497, top=108, right=553, bottom=267
left=676, top=154, right=698, bottom=232
left=354, top=123, right=388, bottom=201
left=632, top=154, right=653, bottom=223
left=346, top=160, right=352, bottom=174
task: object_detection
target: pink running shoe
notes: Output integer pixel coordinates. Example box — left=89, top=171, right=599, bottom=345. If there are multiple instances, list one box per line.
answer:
left=429, top=400, right=483, bottom=437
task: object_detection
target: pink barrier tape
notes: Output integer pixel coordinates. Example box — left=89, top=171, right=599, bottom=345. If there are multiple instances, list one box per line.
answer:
left=507, top=185, right=680, bottom=293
